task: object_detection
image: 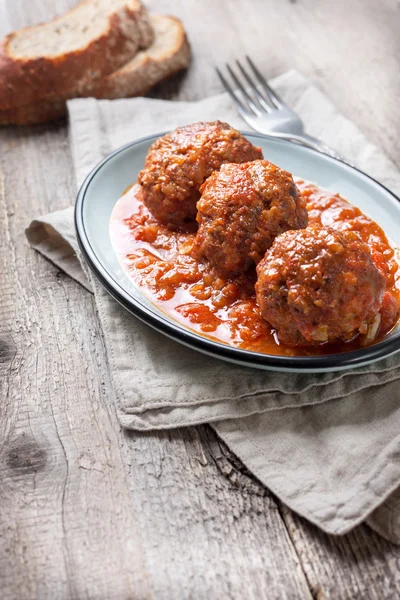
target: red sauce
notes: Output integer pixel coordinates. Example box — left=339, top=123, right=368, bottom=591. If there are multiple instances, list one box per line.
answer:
left=110, top=180, right=400, bottom=356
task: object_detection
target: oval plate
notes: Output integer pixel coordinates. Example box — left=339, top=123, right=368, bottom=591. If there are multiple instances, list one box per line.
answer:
left=75, top=132, right=400, bottom=373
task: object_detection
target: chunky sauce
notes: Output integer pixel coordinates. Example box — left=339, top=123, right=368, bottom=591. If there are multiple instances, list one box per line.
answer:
left=110, top=180, right=400, bottom=356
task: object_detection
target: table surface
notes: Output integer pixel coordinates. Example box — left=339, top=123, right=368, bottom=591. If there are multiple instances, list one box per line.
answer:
left=1, top=1, right=400, bottom=598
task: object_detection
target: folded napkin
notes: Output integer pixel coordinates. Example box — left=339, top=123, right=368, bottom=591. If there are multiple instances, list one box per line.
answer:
left=26, top=70, right=400, bottom=542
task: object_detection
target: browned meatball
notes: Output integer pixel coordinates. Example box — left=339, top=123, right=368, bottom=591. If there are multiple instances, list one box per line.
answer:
left=193, top=160, right=308, bottom=276
left=255, top=226, right=386, bottom=346
left=137, top=121, right=263, bottom=229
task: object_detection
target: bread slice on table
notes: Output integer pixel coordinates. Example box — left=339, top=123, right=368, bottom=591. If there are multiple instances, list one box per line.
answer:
left=92, top=14, right=190, bottom=99
left=0, top=15, right=190, bottom=126
left=0, top=0, right=153, bottom=110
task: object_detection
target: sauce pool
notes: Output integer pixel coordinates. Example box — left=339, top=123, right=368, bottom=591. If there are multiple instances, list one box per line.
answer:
left=110, top=180, right=400, bottom=356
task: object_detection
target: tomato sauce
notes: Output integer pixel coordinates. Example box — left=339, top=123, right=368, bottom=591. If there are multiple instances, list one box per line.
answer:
left=110, top=180, right=400, bottom=356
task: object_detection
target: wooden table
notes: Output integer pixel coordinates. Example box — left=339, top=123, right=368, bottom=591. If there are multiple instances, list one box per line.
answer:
left=1, top=1, right=400, bottom=598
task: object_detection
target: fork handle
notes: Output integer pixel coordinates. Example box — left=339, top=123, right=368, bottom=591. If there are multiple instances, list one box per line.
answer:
left=287, top=133, right=354, bottom=166
left=297, top=133, right=348, bottom=163
left=262, top=130, right=350, bottom=165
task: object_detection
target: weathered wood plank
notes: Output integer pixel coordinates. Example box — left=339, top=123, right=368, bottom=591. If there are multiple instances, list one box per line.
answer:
left=0, top=129, right=152, bottom=600
left=1, top=0, right=400, bottom=598
left=281, top=506, right=400, bottom=600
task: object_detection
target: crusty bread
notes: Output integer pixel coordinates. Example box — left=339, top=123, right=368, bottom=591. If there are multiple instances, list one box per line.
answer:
left=91, top=15, right=190, bottom=99
left=0, top=0, right=153, bottom=110
left=0, top=99, right=67, bottom=126
left=0, top=15, right=190, bottom=126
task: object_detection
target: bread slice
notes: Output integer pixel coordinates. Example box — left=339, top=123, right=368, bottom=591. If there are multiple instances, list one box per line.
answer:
left=0, top=0, right=153, bottom=110
left=0, top=15, right=190, bottom=126
left=91, top=14, right=190, bottom=99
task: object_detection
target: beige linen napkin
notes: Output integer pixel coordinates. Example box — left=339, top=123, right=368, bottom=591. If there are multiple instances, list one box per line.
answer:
left=26, top=71, right=400, bottom=542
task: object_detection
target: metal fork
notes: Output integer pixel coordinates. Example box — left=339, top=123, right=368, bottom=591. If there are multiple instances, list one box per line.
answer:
left=216, top=57, right=344, bottom=162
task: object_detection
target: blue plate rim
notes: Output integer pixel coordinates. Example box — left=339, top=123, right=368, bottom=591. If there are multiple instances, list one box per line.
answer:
left=74, top=131, right=400, bottom=371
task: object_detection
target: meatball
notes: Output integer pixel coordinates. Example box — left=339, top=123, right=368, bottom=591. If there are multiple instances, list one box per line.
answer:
left=193, top=160, right=308, bottom=276
left=255, top=226, right=386, bottom=346
left=137, top=121, right=263, bottom=229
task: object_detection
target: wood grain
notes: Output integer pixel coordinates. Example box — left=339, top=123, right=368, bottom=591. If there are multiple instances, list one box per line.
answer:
left=1, top=1, right=400, bottom=599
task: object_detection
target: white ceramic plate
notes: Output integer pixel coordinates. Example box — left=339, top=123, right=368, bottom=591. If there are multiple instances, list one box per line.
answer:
left=75, top=132, right=400, bottom=372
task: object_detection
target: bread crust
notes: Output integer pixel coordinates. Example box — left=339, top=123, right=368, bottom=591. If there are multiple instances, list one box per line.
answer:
left=92, top=15, right=190, bottom=99
left=0, top=0, right=153, bottom=110
left=0, top=15, right=190, bottom=126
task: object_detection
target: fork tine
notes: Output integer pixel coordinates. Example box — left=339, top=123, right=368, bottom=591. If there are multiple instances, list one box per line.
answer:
left=225, top=64, right=261, bottom=116
left=215, top=67, right=253, bottom=119
left=246, top=56, right=285, bottom=109
left=235, top=59, right=272, bottom=113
